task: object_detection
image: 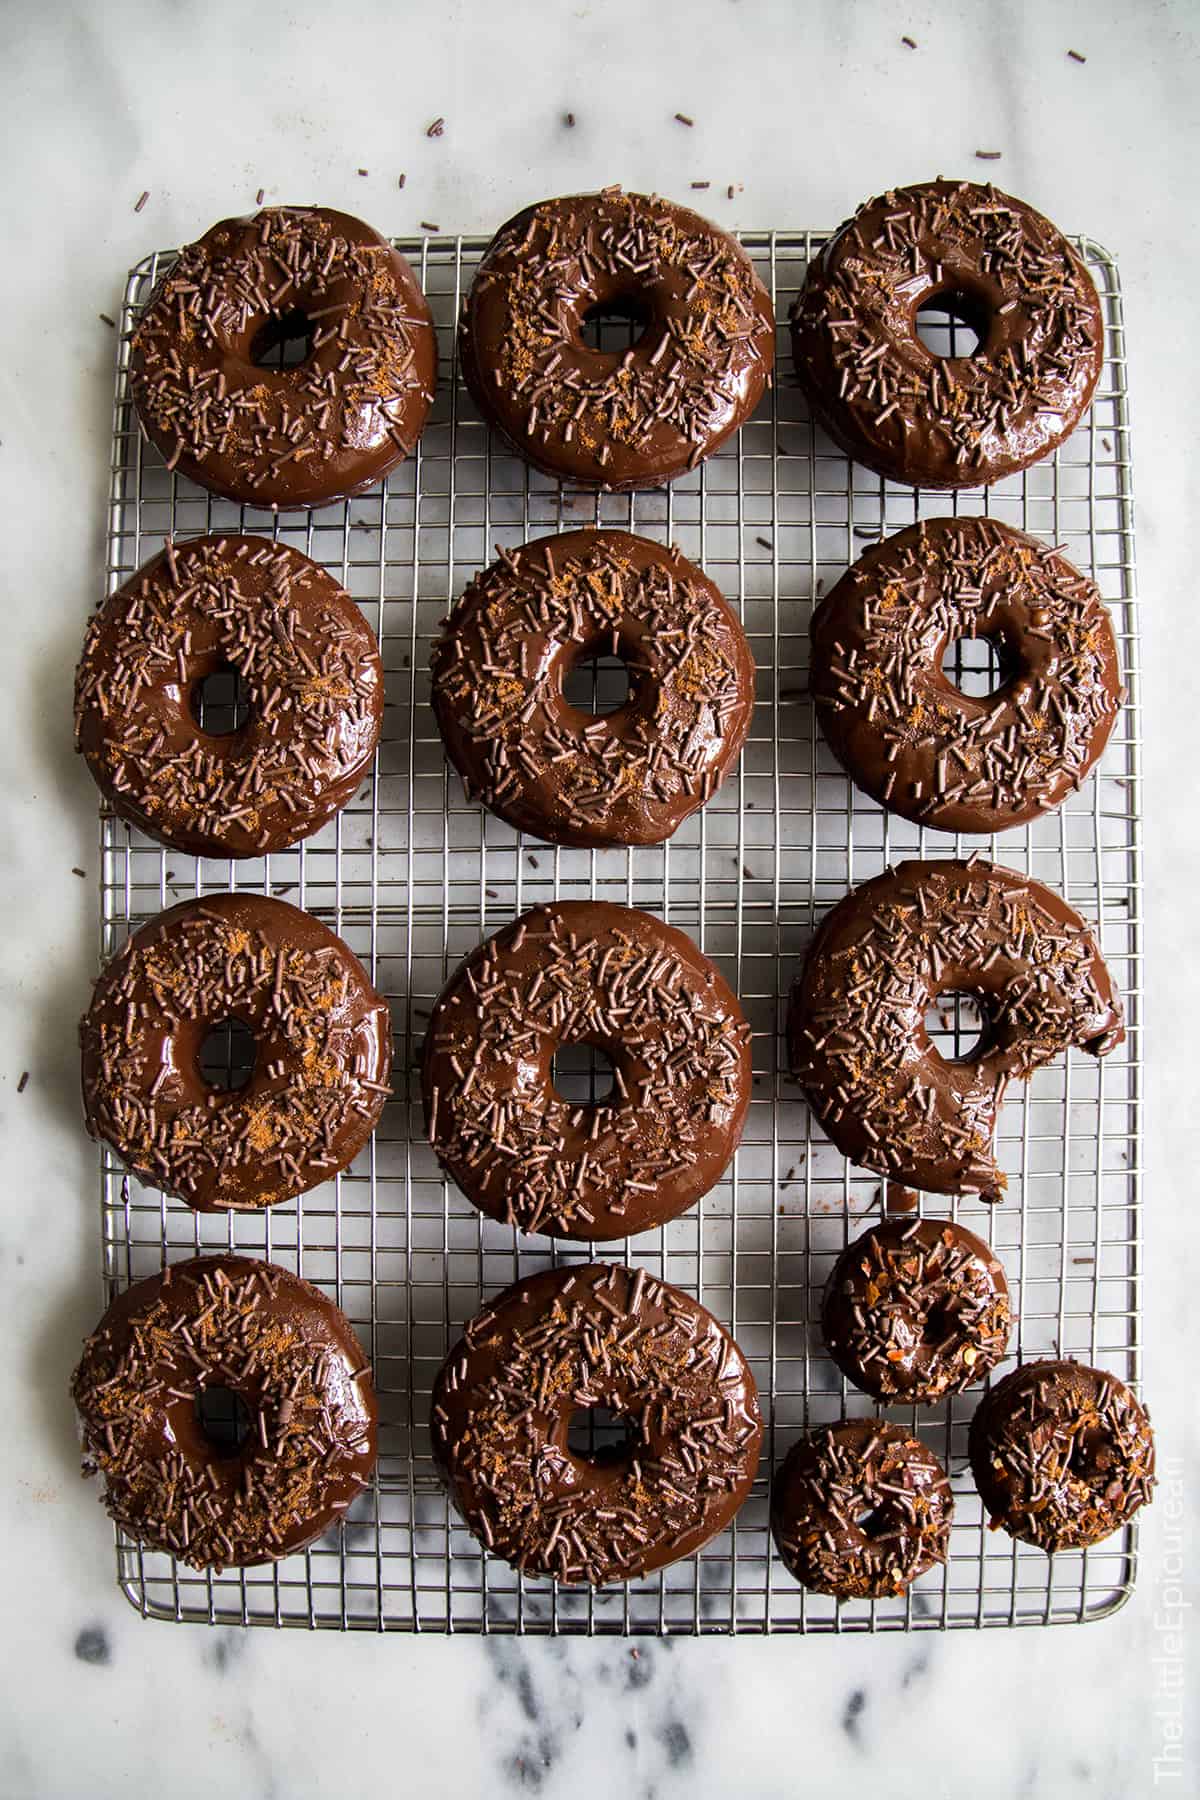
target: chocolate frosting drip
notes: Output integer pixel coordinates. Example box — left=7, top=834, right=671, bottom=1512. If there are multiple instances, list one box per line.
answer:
left=811, top=517, right=1122, bottom=834
left=80, top=894, right=391, bottom=1211
left=822, top=1215, right=1011, bottom=1403
left=430, top=529, right=755, bottom=847
left=71, top=1255, right=377, bottom=1571
left=789, top=859, right=1124, bottom=1198
left=74, top=534, right=383, bottom=858
left=771, top=1419, right=953, bottom=1598
left=130, top=206, right=437, bottom=508
left=791, top=179, right=1103, bottom=489
left=969, top=1358, right=1155, bottom=1552
left=422, top=901, right=751, bottom=1240
left=432, top=1262, right=762, bottom=1585
left=459, top=188, right=775, bottom=489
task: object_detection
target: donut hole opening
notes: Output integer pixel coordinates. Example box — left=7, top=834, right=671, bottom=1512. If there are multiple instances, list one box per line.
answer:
left=552, top=1040, right=617, bottom=1108
left=191, top=662, right=253, bottom=737
left=567, top=1404, right=638, bottom=1468
left=562, top=651, right=632, bottom=718
left=853, top=1503, right=892, bottom=1540
left=580, top=292, right=652, bottom=355
left=195, top=1385, right=253, bottom=1458
left=940, top=632, right=1015, bottom=699
left=924, top=991, right=990, bottom=1064
left=249, top=306, right=316, bottom=370
left=921, top=1298, right=957, bottom=1345
left=198, top=1016, right=257, bottom=1093
left=916, top=288, right=991, bottom=360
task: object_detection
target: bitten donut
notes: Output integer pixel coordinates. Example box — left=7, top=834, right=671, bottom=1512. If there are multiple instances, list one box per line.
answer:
left=81, top=894, right=391, bottom=1210
left=430, top=529, right=755, bottom=847
left=432, top=1263, right=762, bottom=1584
left=130, top=206, right=437, bottom=508
left=791, top=180, right=1103, bottom=488
left=810, top=517, right=1122, bottom=834
left=969, top=1359, right=1156, bottom=1552
left=789, top=860, right=1123, bottom=1198
left=71, top=1255, right=376, bottom=1570
left=75, top=534, right=383, bottom=858
left=822, top=1215, right=1010, bottom=1403
left=771, top=1420, right=953, bottom=1598
left=422, top=901, right=751, bottom=1239
left=459, top=188, right=775, bottom=488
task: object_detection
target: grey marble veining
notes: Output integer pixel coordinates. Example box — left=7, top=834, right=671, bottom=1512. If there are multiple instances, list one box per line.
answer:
left=1, top=0, right=1198, bottom=1795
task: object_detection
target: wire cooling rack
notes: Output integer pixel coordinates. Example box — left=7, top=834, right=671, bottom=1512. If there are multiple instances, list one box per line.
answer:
left=96, top=227, right=1142, bottom=1632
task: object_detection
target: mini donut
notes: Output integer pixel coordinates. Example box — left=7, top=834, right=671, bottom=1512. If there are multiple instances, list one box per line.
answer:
left=789, top=859, right=1124, bottom=1198
left=74, top=534, right=383, bottom=858
left=791, top=179, right=1103, bottom=489
left=969, top=1359, right=1156, bottom=1552
left=422, top=901, right=751, bottom=1240
left=130, top=206, right=437, bottom=509
left=822, top=1215, right=1010, bottom=1402
left=432, top=1262, right=762, bottom=1584
left=81, top=894, right=391, bottom=1211
left=430, top=529, right=755, bottom=847
left=810, top=517, right=1122, bottom=834
left=771, top=1420, right=953, bottom=1598
left=459, top=188, right=775, bottom=489
left=71, top=1255, right=376, bottom=1570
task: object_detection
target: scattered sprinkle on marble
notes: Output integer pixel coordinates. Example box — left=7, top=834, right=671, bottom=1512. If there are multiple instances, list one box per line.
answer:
left=426, top=117, right=445, bottom=138
left=99, top=312, right=116, bottom=329
left=397, top=172, right=406, bottom=188
left=17, top=1070, right=29, bottom=1093
left=74, top=1625, right=110, bottom=1665
left=357, top=167, right=368, bottom=176
left=134, top=190, right=149, bottom=214
left=674, top=112, right=694, bottom=127
left=421, top=221, right=440, bottom=233
left=902, top=34, right=918, bottom=48
left=975, top=149, right=1003, bottom=160
left=71, top=867, right=86, bottom=878
left=1068, top=47, right=1087, bottom=62
left=756, top=534, right=773, bottom=550
left=255, top=187, right=265, bottom=205
left=691, top=180, right=711, bottom=189
left=564, top=112, right=575, bottom=127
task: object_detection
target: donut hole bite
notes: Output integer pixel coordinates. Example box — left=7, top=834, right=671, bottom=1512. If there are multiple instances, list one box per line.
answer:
left=189, top=660, right=254, bottom=739
left=559, top=636, right=635, bottom=720
left=922, top=988, right=991, bottom=1065
left=565, top=1402, right=639, bottom=1470
left=579, top=291, right=654, bottom=357
left=196, top=1015, right=258, bottom=1094
left=550, top=1038, right=619, bottom=1108
left=194, top=1384, right=254, bottom=1459
left=913, top=284, right=992, bottom=361
left=247, top=305, right=317, bottom=372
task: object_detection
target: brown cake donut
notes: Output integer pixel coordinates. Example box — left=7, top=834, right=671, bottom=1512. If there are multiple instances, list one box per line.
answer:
left=430, top=529, right=755, bottom=847
left=130, top=206, right=437, bottom=509
left=771, top=1420, right=953, bottom=1598
left=422, top=901, right=751, bottom=1240
left=432, top=1263, right=762, bottom=1584
left=459, top=188, right=775, bottom=489
left=810, top=517, right=1122, bottom=834
left=969, top=1359, right=1156, bottom=1552
left=822, top=1215, right=1010, bottom=1403
left=71, top=1255, right=376, bottom=1570
left=81, top=894, right=391, bottom=1211
left=791, top=180, right=1103, bottom=489
left=789, top=860, right=1124, bottom=1198
left=74, top=534, right=383, bottom=858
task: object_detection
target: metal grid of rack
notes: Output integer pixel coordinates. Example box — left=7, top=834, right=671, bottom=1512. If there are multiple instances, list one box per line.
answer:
left=97, top=228, right=1142, bottom=1632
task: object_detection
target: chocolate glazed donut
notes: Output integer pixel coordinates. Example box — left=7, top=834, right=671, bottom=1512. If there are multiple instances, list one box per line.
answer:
left=422, top=901, right=752, bottom=1239
left=432, top=1263, right=762, bottom=1584
left=71, top=1255, right=376, bottom=1570
left=459, top=188, right=775, bottom=489
left=969, top=1359, right=1155, bottom=1552
left=791, top=180, right=1103, bottom=489
left=130, top=206, right=437, bottom=508
left=75, top=534, right=383, bottom=858
left=789, top=860, right=1123, bottom=1198
left=80, top=894, right=391, bottom=1210
left=430, top=529, right=756, bottom=847
left=810, top=517, right=1122, bottom=834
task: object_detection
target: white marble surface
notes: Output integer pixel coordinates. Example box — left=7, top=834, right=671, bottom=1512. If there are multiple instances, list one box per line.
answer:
left=2, top=1, right=1198, bottom=1794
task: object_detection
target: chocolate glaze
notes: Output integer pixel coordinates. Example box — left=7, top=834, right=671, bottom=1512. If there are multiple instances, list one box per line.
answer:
left=422, top=901, right=751, bottom=1240
left=771, top=1419, right=953, bottom=1599
left=822, top=1214, right=1010, bottom=1403
left=432, top=1262, right=762, bottom=1585
left=430, top=529, right=755, bottom=847
left=75, top=534, right=383, bottom=858
left=80, top=894, right=391, bottom=1211
left=789, top=859, right=1123, bottom=1198
left=811, top=517, right=1122, bottom=834
left=130, top=206, right=436, bottom=509
left=71, top=1255, right=376, bottom=1571
left=969, top=1358, right=1155, bottom=1552
left=791, top=180, right=1103, bottom=489
left=459, top=189, right=775, bottom=490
